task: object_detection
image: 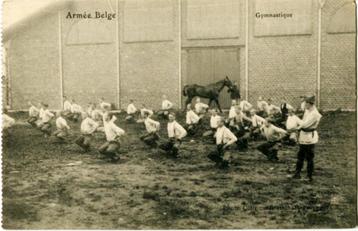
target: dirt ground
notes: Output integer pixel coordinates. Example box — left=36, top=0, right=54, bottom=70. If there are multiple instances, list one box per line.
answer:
left=2, top=111, right=357, bottom=229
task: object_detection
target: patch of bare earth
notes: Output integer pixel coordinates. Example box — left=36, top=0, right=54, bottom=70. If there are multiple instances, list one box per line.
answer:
left=2, top=111, right=356, bottom=228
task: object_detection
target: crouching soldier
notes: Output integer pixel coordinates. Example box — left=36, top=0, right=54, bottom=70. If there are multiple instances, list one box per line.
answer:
left=157, top=95, right=173, bottom=119
left=53, top=111, right=70, bottom=143
left=27, top=101, right=39, bottom=127
left=125, top=99, right=137, bottom=122
left=208, top=117, right=237, bottom=168
left=203, top=109, right=220, bottom=143
left=248, top=109, right=265, bottom=140
left=140, top=111, right=160, bottom=148
left=99, top=113, right=125, bottom=162
left=185, top=104, right=201, bottom=136
left=230, top=107, right=251, bottom=151
left=257, top=117, right=287, bottom=161
left=194, top=97, right=209, bottom=118
left=76, top=113, right=99, bottom=152
left=38, top=104, right=55, bottom=137
left=159, top=113, right=187, bottom=158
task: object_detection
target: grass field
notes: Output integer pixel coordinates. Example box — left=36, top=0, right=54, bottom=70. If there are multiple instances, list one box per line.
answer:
left=2, top=111, right=357, bottom=229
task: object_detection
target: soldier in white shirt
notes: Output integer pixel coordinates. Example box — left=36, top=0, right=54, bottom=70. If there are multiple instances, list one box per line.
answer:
left=99, top=97, right=111, bottom=111
left=265, top=98, right=281, bottom=116
left=158, top=95, right=174, bottom=119
left=125, top=99, right=137, bottom=122
left=53, top=111, right=70, bottom=142
left=257, top=96, right=268, bottom=117
left=137, top=104, right=154, bottom=123
left=257, top=117, right=287, bottom=161
left=75, top=113, right=99, bottom=152
left=249, top=109, right=265, bottom=140
left=185, top=104, right=201, bottom=136
left=27, top=101, right=39, bottom=127
left=159, top=113, right=187, bottom=158
left=194, top=97, right=209, bottom=117
left=203, top=109, right=221, bottom=140
left=63, top=96, right=72, bottom=116
left=140, top=111, right=161, bottom=147
left=230, top=107, right=251, bottom=150
left=3, top=112, right=15, bottom=130
left=284, top=108, right=302, bottom=145
left=38, top=104, right=55, bottom=137
left=99, top=113, right=125, bottom=162
left=227, top=100, right=238, bottom=126
left=208, top=117, right=237, bottom=168
left=70, top=99, right=82, bottom=122
left=238, top=99, right=253, bottom=113
left=290, top=96, right=322, bottom=182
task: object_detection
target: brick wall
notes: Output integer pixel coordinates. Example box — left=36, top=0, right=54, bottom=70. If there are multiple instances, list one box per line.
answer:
left=248, top=0, right=319, bottom=109
left=8, top=14, right=61, bottom=110
left=61, top=0, right=119, bottom=108
left=320, top=0, right=356, bottom=110
left=5, top=0, right=356, bottom=111
left=119, top=0, right=180, bottom=110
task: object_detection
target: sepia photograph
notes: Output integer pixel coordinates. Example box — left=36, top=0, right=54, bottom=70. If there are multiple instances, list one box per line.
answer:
left=1, top=0, right=357, bottom=229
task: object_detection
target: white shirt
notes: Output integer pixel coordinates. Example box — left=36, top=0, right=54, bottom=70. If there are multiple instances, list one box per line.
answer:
left=298, top=106, right=322, bottom=144
left=162, top=100, right=173, bottom=110
left=210, top=115, right=221, bottom=129
left=91, top=109, right=103, bottom=121
left=100, top=102, right=111, bottom=110
left=3, top=114, right=15, bottom=129
left=40, top=109, right=54, bottom=123
left=260, top=124, right=286, bottom=142
left=141, top=108, right=154, bottom=117
left=167, top=121, right=187, bottom=140
left=64, top=100, right=72, bottom=111
left=104, top=121, right=125, bottom=141
left=127, top=103, right=137, bottom=114
left=286, top=115, right=302, bottom=130
left=229, top=106, right=237, bottom=118
left=56, top=117, right=70, bottom=130
left=81, top=117, right=99, bottom=134
left=186, top=110, right=200, bottom=124
left=195, top=102, right=209, bottom=114
left=239, top=100, right=252, bottom=111
left=144, top=117, right=160, bottom=133
left=71, top=104, right=82, bottom=113
left=29, top=106, right=39, bottom=117
left=215, top=126, right=237, bottom=145
left=300, top=101, right=306, bottom=111
left=251, top=114, right=265, bottom=127
left=266, top=104, right=281, bottom=115
left=257, top=100, right=268, bottom=111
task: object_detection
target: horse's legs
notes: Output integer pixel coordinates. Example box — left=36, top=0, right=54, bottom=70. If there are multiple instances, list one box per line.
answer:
left=215, top=98, right=222, bottom=113
left=208, top=99, right=213, bottom=108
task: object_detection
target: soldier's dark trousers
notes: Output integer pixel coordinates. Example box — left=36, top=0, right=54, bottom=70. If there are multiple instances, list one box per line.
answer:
left=140, top=133, right=159, bottom=147
left=295, top=144, right=315, bottom=178
left=257, top=141, right=278, bottom=160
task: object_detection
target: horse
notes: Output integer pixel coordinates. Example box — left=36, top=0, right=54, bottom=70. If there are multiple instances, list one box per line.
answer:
left=182, top=76, right=233, bottom=113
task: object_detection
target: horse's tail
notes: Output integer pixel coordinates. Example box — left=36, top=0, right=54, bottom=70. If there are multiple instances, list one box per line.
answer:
left=183, top=85, right=189, bottom=96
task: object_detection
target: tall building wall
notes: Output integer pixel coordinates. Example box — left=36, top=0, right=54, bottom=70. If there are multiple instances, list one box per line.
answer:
left=320, top=0, right=356, bottom=110
left=5, top=0, right=356, bottom=111
left=8, top=14, right=61, bottom=110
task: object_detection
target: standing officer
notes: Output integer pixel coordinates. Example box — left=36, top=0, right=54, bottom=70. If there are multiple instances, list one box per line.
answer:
left=290, top=96, right=322, bottom=182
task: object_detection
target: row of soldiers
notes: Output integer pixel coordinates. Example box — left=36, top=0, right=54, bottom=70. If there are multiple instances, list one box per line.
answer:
left=3, top=94, right=321, bottom=181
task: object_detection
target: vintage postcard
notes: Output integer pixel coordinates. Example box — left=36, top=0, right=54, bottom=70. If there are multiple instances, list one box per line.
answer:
left=1, top=0, right=357, bottom=229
